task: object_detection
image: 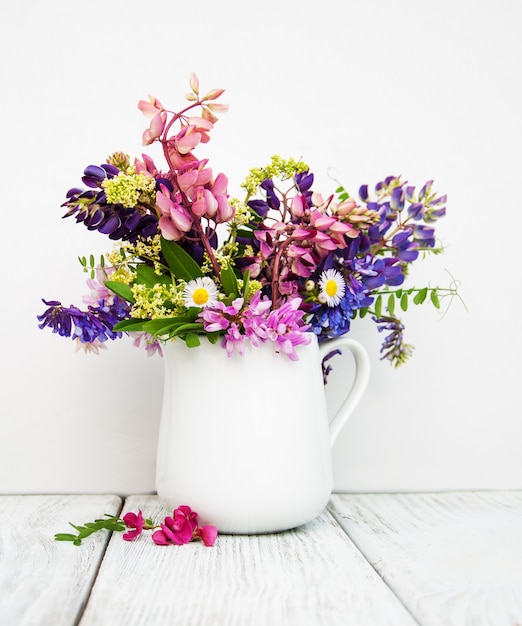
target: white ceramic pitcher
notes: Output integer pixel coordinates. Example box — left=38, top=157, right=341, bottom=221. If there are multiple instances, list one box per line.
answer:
left=156, top=334, right=370, bottom=534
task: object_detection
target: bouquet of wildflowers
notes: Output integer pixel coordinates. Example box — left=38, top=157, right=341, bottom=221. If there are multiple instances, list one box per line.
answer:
left=38, top=74, right=457, bottom=366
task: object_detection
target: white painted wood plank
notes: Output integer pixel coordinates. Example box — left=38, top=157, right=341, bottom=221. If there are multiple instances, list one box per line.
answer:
left=79, top=495, right=418, bottom=626
left=0, top=494, right=122, bottom=626
left=330, top=491, right=522, bottom=626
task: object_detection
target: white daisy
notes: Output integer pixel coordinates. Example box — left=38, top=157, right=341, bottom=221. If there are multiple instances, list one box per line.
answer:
left=318, top=269, right=346, bottom=307
left=183, top=277, right=219, bottom=308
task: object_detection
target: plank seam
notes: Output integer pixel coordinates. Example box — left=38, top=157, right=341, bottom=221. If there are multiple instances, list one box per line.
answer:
left=74, top=496, right=125, bottom=626
left=327, top=503, right=423, bottom=626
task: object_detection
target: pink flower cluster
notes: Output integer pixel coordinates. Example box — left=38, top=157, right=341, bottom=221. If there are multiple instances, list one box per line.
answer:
left=199, top=292, right=311, bottom=360
left=122, top=505, right=217, bottom=547
left=137, top=81, right=233, bottom=245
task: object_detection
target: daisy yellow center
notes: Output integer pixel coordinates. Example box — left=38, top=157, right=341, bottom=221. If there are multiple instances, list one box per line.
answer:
left=192, top=288, right=209, bottom=306
left=325, top=279, right=338, bottom=297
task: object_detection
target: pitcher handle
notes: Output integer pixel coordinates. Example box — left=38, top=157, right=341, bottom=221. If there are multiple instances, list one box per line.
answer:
left=319, top=337, right=370, bottom=447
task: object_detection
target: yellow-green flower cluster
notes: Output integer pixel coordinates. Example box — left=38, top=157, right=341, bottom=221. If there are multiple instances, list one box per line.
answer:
left=106, top=248, right=137, bottom=285
left=107, top=236, right=164, bottom=282
left=201, top=242, right=239, bottom=273
left=130, top=283, right=186, bottom=319
left=241, top=155, right=309, bottom=197
left=228, top=198, right=251, bottom=226
left=127, top=235, right=163, bottom=272
left=239, top=279, right=263, bottom=300
left=102, top=168, right=157, bottom=208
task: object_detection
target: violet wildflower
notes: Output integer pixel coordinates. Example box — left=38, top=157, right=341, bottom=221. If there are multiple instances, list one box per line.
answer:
left=375, top=316, right=414, bottom=367
left=37, top=296, right=130, bottom=345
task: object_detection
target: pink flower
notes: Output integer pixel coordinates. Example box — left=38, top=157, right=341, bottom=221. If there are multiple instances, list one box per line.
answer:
left=177, top=160, right=213, bottom=194
left=223, top=322, right=245, bottom=356
left=129, top=332, right=163, bottom=357
left=200, top=292, right=309, bottom=361
left=151, top=505, right=200, bottom=546
left=137, top=95, right=164, bottom=118
left=264, top=297, right=311, bottom=361
left=122, top=510, right=144, bottom=541
left=82, top=271, right=115, bottom=307
left=194, top=525, right=218, bottom=547
left=142, top=111, right=167, bottom=146
left=134, top=153, right=159, bottom=177
left=156, top=185, right=193, bottom=241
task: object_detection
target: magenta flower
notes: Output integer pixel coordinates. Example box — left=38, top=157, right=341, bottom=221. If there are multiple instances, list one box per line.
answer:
left=199, top=297, right=244, bottom=333
left=194, top=525, right=218, bottom=547
left=199, top=292, right=310, bottom=360
left=151, top=505, right=199, bottom=546
left=122, top=510, right=145, bottom=541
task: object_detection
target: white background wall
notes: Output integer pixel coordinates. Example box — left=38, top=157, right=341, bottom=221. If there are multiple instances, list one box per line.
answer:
left=1, top=0, right=521, bottom=495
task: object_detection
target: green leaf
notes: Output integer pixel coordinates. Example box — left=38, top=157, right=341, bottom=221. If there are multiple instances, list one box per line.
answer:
left=161, top=237, right=203, bottom=281
left=235, top=229, right=255, bottom=240
left=206, top=332, right=221, bottom=344
left=185, top=332, right=201, bottom=348
left=413, top=287, right=428, bottom=305
left=375, top=294, right=382, bottom=318
left=220, top=265, right=239, bottom=298
left=113, top=319, right=146, bottom=332
left=170, top=322, right=204, bottom=336
left=136, top=264, right=171, bottom=287
left=387, top=293, right=395, bottom=316
left=400, top=293, right=408, bottom=311
left=241, top=269, right=251, bottom=299
left=141, top=316, right=197, bottom=335
left=105, top=281, right=136, bottom=303
left=430, top=290, right=441, bottom=309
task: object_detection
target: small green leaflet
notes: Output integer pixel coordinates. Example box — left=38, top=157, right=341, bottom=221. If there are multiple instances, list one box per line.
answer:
left=387, top=294, right=395, bottom=316
left=375, top=294, right=383, bottom=318
left=413, top=287, right=428, bottom=305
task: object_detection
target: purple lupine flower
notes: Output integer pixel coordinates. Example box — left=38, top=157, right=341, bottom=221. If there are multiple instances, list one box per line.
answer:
left=62, top=163, right=159, bottom=243
left=412, top=224, right=436, bottom=248
left=260, top=178, right=280, bottom=210
left=391, top=229, right=419, bottom=263
left=294, top=170, right=314, bottom=193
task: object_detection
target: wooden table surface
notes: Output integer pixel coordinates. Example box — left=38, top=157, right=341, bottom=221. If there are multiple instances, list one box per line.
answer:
left=1, top=491, right=521, bottom=625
